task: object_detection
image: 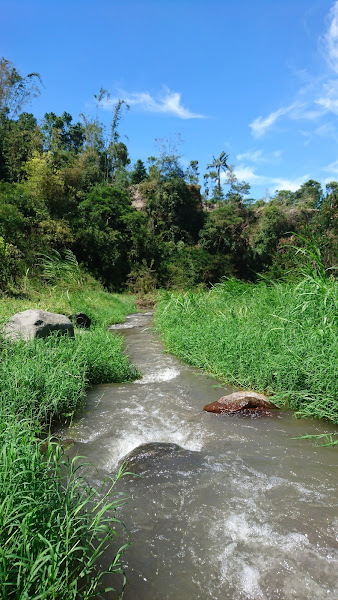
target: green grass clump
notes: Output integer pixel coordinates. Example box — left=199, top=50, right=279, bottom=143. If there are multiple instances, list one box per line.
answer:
left=155, top=276, right=337, bottom=424
left=0, top=282, right=137, bottom=598
left=0, top=421, right=129, bottom=599
left=0, top=328, right=138, bottom=424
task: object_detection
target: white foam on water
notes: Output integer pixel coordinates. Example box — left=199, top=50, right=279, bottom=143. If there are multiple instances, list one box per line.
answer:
left=135, top=367, right=180, bottom=384
left=241, top=564, right=265, bottom=599
left=110, top=313, right=150, bottom=329
left=207, top=511, right=338, bottom=599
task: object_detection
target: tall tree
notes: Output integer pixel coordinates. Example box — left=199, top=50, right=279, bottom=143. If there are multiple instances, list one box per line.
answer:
left=131, top=159, right=147, bottom=184
left=106, top=99, right=130, bottom=181
left=0, top=57, right=42, bottom=118
left=185, top=160, right=199, bottom=184
left=206, top=151, right=229, bottom=199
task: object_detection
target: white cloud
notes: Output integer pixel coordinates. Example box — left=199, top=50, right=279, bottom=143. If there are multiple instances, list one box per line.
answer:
left=316, top=79, right=338, bottom=114
left=232, top=164, right=309, bottom=192
left=249, top=2, right=338, bottom=137
left=233, top=165, right=263, bottom=183
left=101, top=88, right=205, bottom=119
left=325, top=1, right=338, bottom=73
left=250, top=101, right=324, bottom=137
left=272, top=175, right=310, bottom=192
left=249, top=106, right=294, bottom=137
left=236, top=149, right=282, bottom=163
left=323, top=158, right=338, bottom=174
left=236, top=150, right=263, bottom=162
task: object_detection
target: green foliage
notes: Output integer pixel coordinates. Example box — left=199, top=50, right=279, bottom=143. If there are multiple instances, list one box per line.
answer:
left=144, top=178, right=204, bottom=243
left=0, top=57, right=337, bottom=294
left=251, top=203, right=289, bottom=271
left=206, top=151, right=229, bottom=200
left=0, top=57, right=42, bottom=118
left=127, top=259, right=157, bottom=294
left=185, top=160, right=199, bottom=185
left=38, top=248, right=84, bottom=286
left=130, top=159, right=147, bottom=184
left=0, top=236, right=23, bottom=289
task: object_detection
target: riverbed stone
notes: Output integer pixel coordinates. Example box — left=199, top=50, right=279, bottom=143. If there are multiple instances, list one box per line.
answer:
left=203, top=391, right=277, bottom=414
left=2, top=309, right=74, bottom=342
left=69, top=312, right=91, bottom=329
left=119, top=442, right=202, bottom=475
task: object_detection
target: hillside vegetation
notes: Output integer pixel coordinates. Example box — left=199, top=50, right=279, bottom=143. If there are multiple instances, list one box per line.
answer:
left=0, top=58, right=337, bottom=296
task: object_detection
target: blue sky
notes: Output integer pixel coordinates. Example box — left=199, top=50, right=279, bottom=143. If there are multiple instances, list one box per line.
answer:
left=2, top=0, right=338, bottom=199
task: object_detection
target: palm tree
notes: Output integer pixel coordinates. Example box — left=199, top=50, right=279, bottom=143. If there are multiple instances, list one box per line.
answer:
left=207, top=151, right=229, bottom=198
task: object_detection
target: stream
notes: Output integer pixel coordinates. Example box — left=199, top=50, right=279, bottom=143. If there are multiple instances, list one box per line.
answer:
left=57, top=312, right=338, bottom=600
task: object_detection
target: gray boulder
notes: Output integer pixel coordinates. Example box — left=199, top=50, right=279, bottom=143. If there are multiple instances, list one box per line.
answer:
left=2, top=309, right=74, bottom=342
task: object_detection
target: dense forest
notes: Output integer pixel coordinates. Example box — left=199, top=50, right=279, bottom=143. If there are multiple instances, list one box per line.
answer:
left=0, top=57, right=337, bottom=295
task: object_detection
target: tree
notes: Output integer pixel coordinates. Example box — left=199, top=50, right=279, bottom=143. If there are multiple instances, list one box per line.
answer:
left=224, top=165, right=251, bottom=204
left=0, top=57, right=42, bottom=118
left=0, top=112, right=41, bottom=182
left=206, top=151, right=229, bottom=200
left=145, top=178, right=204, bottom=243
left=24, top=151, right=65, bottom=217
left=75, top=184, right=133, bottom=287
left=131, top=159, right=147, bottom=184
left=294, top=179, right=322, bottom=208
left=185, top=160, right=199, bottom=184
left=154, top=135, right=185, bottom=181
left=106, top=100, right=130, bottom=182
left=42, top=112, right=84, bottom=159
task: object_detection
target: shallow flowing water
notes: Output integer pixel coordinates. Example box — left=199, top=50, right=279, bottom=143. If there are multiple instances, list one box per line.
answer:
left=57, top=312, right=338, bottom=600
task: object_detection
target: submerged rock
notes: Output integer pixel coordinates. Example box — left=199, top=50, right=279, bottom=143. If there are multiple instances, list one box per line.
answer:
left=203, top=391, right=277, bottom=415
left=2, top=309, right=74, bottom=342
left=119, top=442, right=202, bottom=475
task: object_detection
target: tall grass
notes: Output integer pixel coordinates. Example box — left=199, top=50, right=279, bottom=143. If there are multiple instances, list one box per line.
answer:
left=155, top=274, right=337, bottom=424
left=0, top=282, right=138, bottom=598
left=0, top=422, right=129, bottom=599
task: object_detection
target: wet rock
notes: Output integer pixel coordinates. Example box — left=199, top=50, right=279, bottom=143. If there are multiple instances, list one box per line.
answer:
left=119, top=442, right=202, bottom=475
left=69, top=312, right=91, bottom=329
left=203, top=391, right=277, bottom=414
left=2, top=309, right=74, bottom=342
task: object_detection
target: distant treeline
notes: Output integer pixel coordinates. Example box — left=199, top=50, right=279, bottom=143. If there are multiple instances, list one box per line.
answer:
left=0, top=57, right=337, bottom=293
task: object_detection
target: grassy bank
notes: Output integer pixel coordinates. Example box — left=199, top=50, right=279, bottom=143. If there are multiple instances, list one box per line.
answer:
left=155, top=277, right=337, bottom=425
left=0, top=281, right=137, bottom=599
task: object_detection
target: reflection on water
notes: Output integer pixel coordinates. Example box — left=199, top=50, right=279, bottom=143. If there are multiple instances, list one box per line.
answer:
left=57, top=313, right=338, bottom=600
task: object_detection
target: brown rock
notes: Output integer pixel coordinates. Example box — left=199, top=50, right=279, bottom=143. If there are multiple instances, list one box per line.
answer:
left=203, top=391, right=277, bottom=414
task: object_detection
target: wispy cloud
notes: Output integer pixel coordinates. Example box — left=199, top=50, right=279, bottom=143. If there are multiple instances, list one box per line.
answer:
left=315, top=79, right=338, bottom=114
left=250, top=1, right=338, bottom=137
left=101, top=88, right=205, bottom=119
left=236, top=149, right=282, bottom=163
left=324, top=1, right=338, bottom=73
left=232, top=164, right=309, bottom=192
left=250, top=105, right=297, bottom=137
left=323, top=158, right=338, bottom=174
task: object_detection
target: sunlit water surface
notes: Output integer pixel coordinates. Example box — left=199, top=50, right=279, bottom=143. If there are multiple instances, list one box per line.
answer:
left=57, top=313, right=338, bottom=600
